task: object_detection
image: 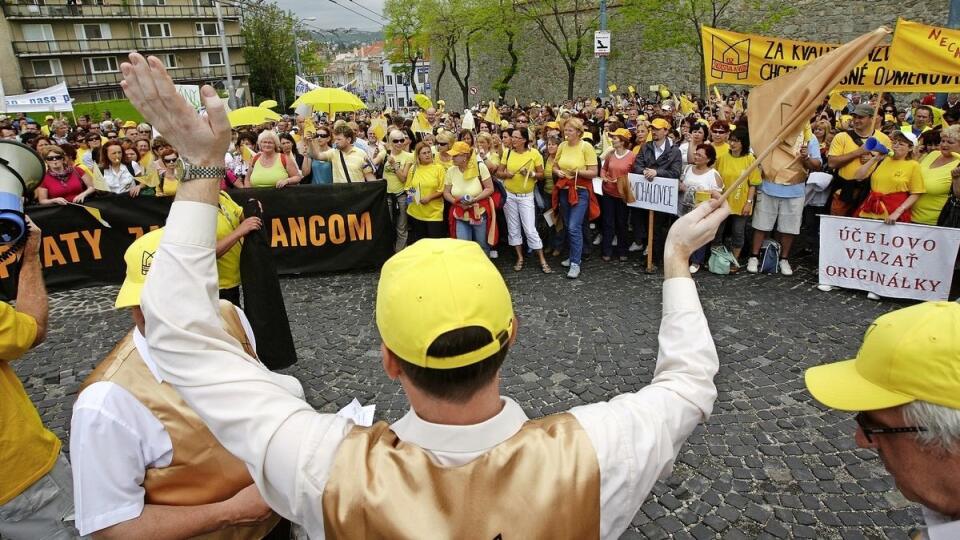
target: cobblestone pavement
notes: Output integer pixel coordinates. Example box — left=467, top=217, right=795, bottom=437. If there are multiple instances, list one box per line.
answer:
left=16, top=252, right=922, bottom=539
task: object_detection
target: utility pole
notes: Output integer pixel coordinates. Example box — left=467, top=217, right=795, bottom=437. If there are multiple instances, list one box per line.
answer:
left=214, top=0, right=236, bottom=109
left=598, top=0, right=607, bottom=101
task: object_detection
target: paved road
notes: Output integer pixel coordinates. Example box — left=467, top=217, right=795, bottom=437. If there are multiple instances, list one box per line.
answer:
left=15, top=253, right=920, bottom=539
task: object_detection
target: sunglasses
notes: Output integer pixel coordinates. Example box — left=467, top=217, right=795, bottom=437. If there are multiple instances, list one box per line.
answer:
left=139, top=129, right=152, bottom=134
left=317, top=133, right=330, bottom=137
left=438, top=142, right=450, bottom=147
left=711, top=130, right=727, bottom=134
left=392, top=139, right=405, bottom=143
left=45, top=155, right=64, bottom=161
left=163, top=158, right=178, bottom=164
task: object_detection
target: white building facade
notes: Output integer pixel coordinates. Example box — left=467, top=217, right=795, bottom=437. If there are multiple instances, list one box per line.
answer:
left=382, top=60, right=429, bottom=111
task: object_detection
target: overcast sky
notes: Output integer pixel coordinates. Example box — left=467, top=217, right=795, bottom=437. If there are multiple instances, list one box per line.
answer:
left=275, top=0, right=387, bottom=31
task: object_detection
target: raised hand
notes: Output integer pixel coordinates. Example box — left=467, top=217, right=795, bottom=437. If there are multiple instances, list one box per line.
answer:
left=119, top=53, right=229, bottom=168
left=664, top=194, right=730, bottom=278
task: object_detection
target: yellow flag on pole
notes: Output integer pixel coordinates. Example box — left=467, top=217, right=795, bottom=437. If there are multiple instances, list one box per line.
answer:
left=484, top=101, right=501, bottom=124
left=828, top=92, right=849, bottom=111
left=679, top=94, right=697, bottom=115
left=888, top=18, right=960, bottom=76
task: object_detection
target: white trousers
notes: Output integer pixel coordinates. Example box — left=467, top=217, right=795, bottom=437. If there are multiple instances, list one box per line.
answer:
left=504, top=191, right=543, bottom=250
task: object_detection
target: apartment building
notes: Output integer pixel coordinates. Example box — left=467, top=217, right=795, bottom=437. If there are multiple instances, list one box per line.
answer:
left=0, top=0, right=249, bottom=103
left=324, top=41, right=384, bottom=106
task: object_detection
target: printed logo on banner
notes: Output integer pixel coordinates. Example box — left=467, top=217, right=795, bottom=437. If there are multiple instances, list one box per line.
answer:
left=711, top=35, right=751, bottom=81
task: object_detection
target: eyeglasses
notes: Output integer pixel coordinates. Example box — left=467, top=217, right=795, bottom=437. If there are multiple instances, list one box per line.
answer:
left=855, top=413, right=927, bottom=444
left=139, top=129, right=152, bottom=134
left=44, top=155, right=64, bottom=161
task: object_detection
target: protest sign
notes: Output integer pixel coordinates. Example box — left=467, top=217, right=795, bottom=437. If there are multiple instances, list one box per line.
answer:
left=819, top=216, right=960, bottom=301
left=3, top=83, right=73, bottom=113
left=888, top=18, right=960, bottom=76
left=701, top=25, right=960, bottom=92
left=0, top=183, right=393, bottom=299
left=626, top=175, right=679, bottom=215
left=295, top=75, right=319, bottom=97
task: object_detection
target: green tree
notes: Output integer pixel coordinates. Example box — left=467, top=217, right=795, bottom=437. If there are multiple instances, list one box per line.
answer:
left=384, top=0, right=428, bottom=95
left=479, top=0, right=520, bottom=100
left=425, top=0, right=485, bottom=108
left=241, top=2, right=297, bottom=106
left=616, top=0, right=795, bottom=95
left=515, top=0, right=600, bottom=100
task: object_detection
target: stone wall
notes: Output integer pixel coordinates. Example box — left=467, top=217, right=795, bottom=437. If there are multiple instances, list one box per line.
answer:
left=431, top=0, right=950, bottom=110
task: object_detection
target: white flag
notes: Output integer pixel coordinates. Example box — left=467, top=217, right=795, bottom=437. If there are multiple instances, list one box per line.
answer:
left=295, top=75, right=318, bottom=97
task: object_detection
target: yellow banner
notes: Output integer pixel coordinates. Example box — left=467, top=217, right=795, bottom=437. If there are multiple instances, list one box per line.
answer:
left=889, top=18, right=960, bottom=76
left=702, top=25, right=960, bottom=92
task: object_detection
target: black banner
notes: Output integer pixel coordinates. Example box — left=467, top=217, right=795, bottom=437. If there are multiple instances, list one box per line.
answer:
left=0, top=182, right=392, bottom=299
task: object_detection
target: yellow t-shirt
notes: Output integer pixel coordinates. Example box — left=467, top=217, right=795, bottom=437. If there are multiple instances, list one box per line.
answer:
left=139, top=152, right=154, bottom=173
left=712, top=142, right=730, bottom=160
left=829, top=130, right=892, bottom=180
left=914, top=151, right=960, bottom=225
left=406, top=162, right=446, bottom=222
left=319, top=147, right=373, bottom=184
left=383, top=151, right=414, bottom=194
left=869, top=157, right=925, bottom=195
left=555, top=140, right=598, bottom=177
left=0, top=305, right=61, bottom=505
left=502, top=149, right=545, bottom=194
left=482, top=151, right=500, bottom=170
left=216, top=192, right=244, bottom=289
left=445, top=163, right=491, bottom=219
left=158, top=177, right=179, bottom=197
left=716, top=153, right=762, bottom=215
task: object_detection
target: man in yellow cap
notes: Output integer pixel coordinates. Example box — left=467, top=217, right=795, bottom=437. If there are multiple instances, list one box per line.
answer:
left=69, top=228, right=288, bottom=539
left=117, top=52, right=733, bottom=538
left=0, top=220, right=78, bottom=539
left=805, top=303, right=960, bottom=538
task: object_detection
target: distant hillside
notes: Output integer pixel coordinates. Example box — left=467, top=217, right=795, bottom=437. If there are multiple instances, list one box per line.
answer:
left=309, top=29, right=383, bottom=50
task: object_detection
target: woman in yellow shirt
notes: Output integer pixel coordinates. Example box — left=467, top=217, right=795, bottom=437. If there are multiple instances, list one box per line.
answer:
left=247, top=131, right=302, bottom=188
left=714, top=127, right=761, bottom=261
left=155, top=148, right=182, bottom=197
left=215, top=191, right=263, bottom=306
left=854, top=130, right=925, bottom=224
left=494, top=128, right=551, bottom=273
left=551, top=117, right=599, bottom=279
left=383, top=129, right=414, bottom=252
left=405, top=142, right=447, bottom=242
left=913, top=126, right=960, bottom=225
left=443, top=141, right=497, bottom=254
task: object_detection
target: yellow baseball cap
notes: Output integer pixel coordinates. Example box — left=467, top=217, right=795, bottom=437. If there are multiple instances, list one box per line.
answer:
left=45, top=115, right=55, bottom=121
left=115, top=228, right=163, bottom=309
left=446, top=141, right=472, bottom=157
left=651, top=118, right=672, bottom=130
left=805, top=302, right=960, bottom=411
left=545, top=121, right=560, bottom=130
left=122, top=120, right=138, bottom=128
left=376, top=239, right=515, bottom=369
left=610, top=128, right=632, bottom=140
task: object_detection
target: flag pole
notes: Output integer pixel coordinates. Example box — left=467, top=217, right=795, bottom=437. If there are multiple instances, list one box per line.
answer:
left=645, top=210, right=655, bottom=273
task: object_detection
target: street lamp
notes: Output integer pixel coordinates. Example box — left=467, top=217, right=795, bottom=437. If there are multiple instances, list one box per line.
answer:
left=293, top=16, right=316, bottom=76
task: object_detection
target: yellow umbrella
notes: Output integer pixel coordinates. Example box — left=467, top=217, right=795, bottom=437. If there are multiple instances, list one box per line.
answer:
left=291, top=87, right=366, bottom=115
left=228, top=106, right=281, bottom=127
left=258, top=99, right=279, bottom=109
left=414, top=93, right=433, bottom=110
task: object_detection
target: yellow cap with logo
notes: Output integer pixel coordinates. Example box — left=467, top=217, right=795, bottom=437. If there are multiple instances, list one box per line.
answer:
left=805, top=302, right=960, bottom=411
left=376, top=239, right=514, bottom=369
left=115, top=228, right=163, bottom=309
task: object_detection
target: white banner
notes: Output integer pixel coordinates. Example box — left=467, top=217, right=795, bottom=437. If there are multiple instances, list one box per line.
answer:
left=626, top=175, right=679, bottom=215
left=3, top=83, right=73, bottom=113
left=295, top=75, right=318, bottom=97
left=819, top=216, right=960, bottom=301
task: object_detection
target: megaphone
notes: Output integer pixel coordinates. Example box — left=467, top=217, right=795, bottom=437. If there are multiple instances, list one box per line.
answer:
left=863, top=137, right=889, bottom=155
left=0, top=141, right=43, bottom=247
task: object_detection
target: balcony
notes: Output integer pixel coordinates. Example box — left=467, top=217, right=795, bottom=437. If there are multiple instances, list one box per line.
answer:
left=22, top=63, right=249, bottom=91
left=1, top=1, right=240, bottom=19
left=12, top=35, right=243, bottom=56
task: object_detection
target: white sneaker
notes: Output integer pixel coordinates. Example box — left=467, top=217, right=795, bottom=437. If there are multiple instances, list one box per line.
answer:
left=566, top=263, right=581, bottom=279
left=746, top=257, right=759, bottom=274
left=628, top=242, right=643, bottom=252
left=612, top=238, right=618, bottom=247
left=867, top=292, right=881, bottom=301
left=689, top=264, right=700, bottom=274
left=779, top=259, right=793, bottom=276
left=817, top=284, right=834, bottom=292
left=489, top=250, right=498, bottom=259
left=560, top=259, right=570, bottom=268
left=592, top=235, right=602, bottom=246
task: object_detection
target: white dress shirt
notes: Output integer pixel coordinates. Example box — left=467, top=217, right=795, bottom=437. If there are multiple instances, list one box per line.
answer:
left=102, top=162, right=142, bottom=194
left=143, top=201, right=719, bottom=540
left=923, top=506, right=960, bottom=540
left=70, top=314, right=303, bottom=537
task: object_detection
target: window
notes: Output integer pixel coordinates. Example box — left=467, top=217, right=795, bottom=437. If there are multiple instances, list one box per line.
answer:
left=396, top=74, right=404, bottom=86
left=202, top=51, right=224, bottom=66
left=386, top=75, right=392, bottom=85
left=139, top=23, right=171, bottom=38
left=22, top=24, right=55, bottom=41
left=389, top=98, right=395, bottom=108
left=32, top=59, right=62, bottom=77
left=75, top=23, right=111, bottom=40
left=417, top=71, right=426, bottom=84
left=195, top=22, right=219, bottom=36
left=398, top=97, right=406, bottom=108
left=156, top=53, right=177, bottom=68
left=84, top=56, right=119, bottom=74
left=139, top=0, right=166, bottom=5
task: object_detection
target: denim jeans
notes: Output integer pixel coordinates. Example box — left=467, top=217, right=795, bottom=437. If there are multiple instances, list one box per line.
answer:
left=600, top=194, right=628, bottom=257
left=455, top=215, right=489, bottom=254
left=559, top=188, right=590, bottom=265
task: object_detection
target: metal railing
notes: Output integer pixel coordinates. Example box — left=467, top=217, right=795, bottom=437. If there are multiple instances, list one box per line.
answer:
left=1, top=1, right=240, bottom=19
left=22, top=63, right=248, bottom=90
left=12, top=34, right=243, bottom=55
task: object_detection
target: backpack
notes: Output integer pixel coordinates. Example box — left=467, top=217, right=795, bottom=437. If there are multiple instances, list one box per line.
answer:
left=759, top=239, right=781, bottom=274
left=708, top=246, right=740, bottom=275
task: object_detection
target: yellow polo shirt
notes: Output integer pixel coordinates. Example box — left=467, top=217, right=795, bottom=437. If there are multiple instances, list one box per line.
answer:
left=830, top=130, right=891, bottom=180
left=503, top=149, right=544, bottom=194
left=0, top=306, right=60, bottom=505
left=555, top=140, right=598, bottom=176
left=318, top=146, right=373, bottom=183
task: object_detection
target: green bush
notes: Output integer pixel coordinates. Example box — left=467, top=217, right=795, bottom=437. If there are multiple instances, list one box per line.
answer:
left=26, top=99, right=144, bottom=125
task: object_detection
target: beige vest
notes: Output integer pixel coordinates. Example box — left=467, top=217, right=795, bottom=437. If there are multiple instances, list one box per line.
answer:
left=80, top=301, right=279, bottom=540
left=321, top=412, right=601, bottom=539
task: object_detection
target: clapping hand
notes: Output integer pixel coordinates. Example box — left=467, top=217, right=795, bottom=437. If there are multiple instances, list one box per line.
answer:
left=119, top=53, right=229, bottom=168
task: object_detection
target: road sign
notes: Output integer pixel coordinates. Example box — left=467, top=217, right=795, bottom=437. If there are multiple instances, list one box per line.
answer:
left=594, top=30, right=610, bottom=57
left=469, top=86, right=478, bottom=95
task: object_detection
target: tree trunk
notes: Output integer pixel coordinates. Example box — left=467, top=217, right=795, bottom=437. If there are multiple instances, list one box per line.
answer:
left=495, top=30, right=518, bottom=101
left=566, top=63, right=576, bottom=100
left=409, top=61, right=419, bottom=95
left=432, top=58, right=447, bottom=103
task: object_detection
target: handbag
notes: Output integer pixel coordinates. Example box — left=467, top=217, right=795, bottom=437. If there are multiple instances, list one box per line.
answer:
left=708, top=245, right=740, bottom=275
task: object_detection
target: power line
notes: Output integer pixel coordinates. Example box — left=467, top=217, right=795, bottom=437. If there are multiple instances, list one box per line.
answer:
left=346, top=0, right=384, bottom=19
left=327, top=0, right=385, bottom=26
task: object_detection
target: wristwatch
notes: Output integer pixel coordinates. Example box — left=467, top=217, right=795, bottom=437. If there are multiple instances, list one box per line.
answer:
left=182, top=160, right=226, bottom=181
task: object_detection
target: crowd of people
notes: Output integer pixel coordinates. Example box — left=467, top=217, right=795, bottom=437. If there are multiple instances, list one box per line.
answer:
left=4, top=88, right=960, bottom=288
left=2, top=53, right=960, bottom=540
